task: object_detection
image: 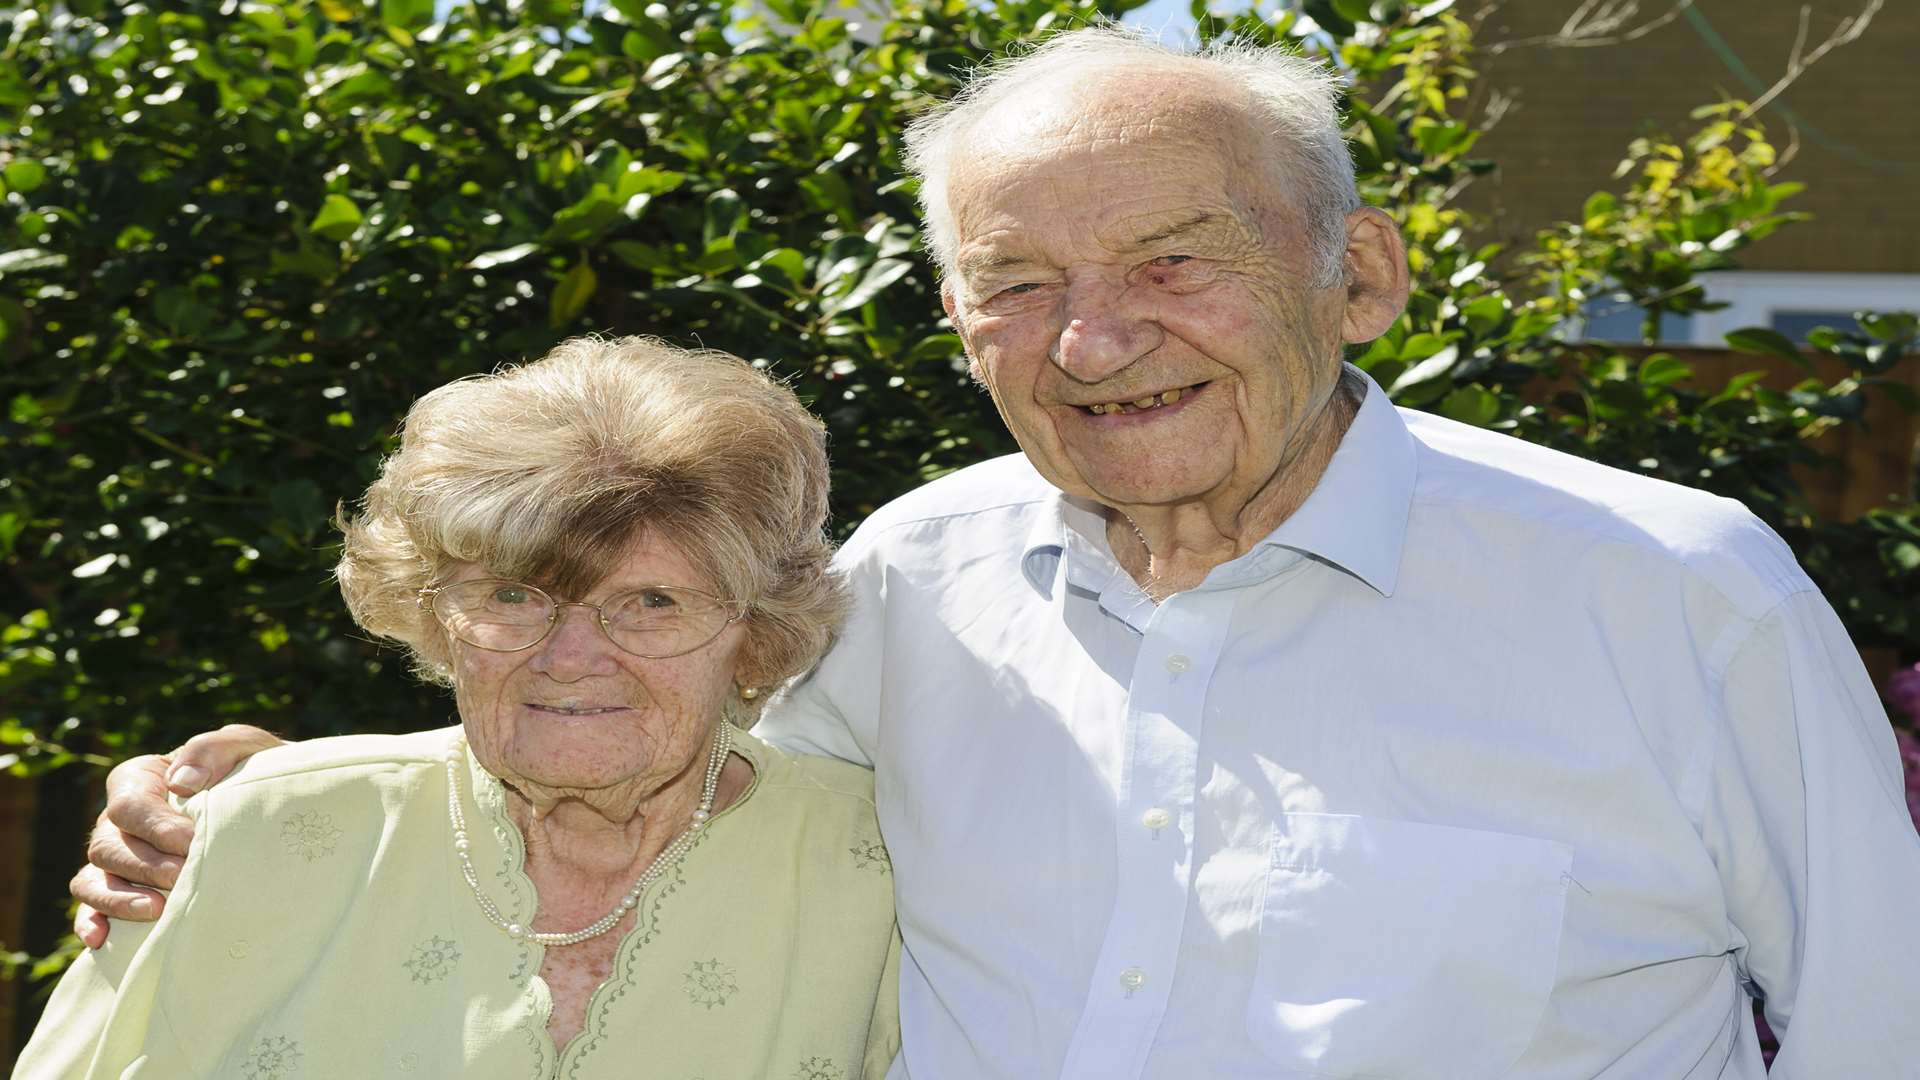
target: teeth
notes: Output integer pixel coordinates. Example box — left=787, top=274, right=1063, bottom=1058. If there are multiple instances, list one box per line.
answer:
left=1087, top=387, right=1189, bottom=415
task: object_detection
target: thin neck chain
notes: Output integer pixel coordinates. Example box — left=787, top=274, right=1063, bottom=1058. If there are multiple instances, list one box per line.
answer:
left=443, top=722, right=731, bottom=948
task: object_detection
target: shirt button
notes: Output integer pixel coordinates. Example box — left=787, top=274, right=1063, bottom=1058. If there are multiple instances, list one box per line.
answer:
left=1141, top=807, right=1171, bottom=831
left=1119, top=966, right=1148, bottom=992
left=1164, top=653, right=1191, bottom=674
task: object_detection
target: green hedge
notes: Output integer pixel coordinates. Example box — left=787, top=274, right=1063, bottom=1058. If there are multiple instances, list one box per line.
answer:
left=1, top=0, right=1914, bottom=776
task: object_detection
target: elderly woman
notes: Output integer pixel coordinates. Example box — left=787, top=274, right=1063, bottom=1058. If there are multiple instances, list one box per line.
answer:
left=19, top=337, right=899, bottom=1078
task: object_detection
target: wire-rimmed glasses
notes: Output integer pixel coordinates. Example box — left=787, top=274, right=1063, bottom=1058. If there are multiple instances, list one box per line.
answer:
left=419, top=578, right=746, bottom=659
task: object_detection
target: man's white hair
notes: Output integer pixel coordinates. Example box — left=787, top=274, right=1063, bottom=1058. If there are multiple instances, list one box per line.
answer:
left=902, top=25, right=1361, bottom=290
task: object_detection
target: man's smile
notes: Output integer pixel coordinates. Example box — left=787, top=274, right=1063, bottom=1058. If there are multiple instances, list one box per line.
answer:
left=1076, top=380, right=1210, bottom=417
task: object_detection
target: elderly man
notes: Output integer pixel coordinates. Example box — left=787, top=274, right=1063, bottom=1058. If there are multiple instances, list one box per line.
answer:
left=72, top=27, right=1919, bottom=1079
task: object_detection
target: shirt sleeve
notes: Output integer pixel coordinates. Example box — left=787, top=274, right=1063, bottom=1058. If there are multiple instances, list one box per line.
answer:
left=754, top=529, right=888, bottom=767
left=13, top=947, right=118, bottom=1078
left=13, top=872, right=179, bottom=1077
left=1706, top=588, right=1920, bottom=1074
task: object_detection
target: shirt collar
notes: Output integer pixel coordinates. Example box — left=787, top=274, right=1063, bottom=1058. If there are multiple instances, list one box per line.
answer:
left=1019, top=365, right=1417, bottom=598
left=1254, top=367, right=1415, bottom=597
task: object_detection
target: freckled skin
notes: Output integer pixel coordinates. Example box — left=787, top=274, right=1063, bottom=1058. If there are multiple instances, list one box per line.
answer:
left=943, top=69, right=1407, bottom=591
left=445, top=537, right=754, bottom=1051
left=450, top=539, right=744, bottom=820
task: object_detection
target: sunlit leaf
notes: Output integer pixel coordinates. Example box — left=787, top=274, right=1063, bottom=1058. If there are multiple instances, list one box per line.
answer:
left=307, top=195, right=364, bottom=241
left=549, top=261, right=598, bottom=327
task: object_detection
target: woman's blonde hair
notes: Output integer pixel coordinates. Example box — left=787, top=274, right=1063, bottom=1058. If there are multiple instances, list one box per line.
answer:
left=335, top=336, right=845, bottom=708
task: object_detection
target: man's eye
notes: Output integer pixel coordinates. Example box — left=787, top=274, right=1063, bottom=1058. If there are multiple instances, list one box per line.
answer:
left=997, top=282, right=1043, bottom=298
left=1150, top=255, right=1194, bottom=267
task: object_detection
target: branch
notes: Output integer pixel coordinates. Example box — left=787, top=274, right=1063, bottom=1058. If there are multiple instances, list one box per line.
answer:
left=1767, top=123, right=1803, bottom=176
left=1485, top=0, right=1694, bottom=54
left=1738, top=0, right=1884, bottom=122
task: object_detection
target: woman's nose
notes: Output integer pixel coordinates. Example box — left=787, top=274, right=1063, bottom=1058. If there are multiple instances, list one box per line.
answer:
left=528, top=603, right=621, bottom=679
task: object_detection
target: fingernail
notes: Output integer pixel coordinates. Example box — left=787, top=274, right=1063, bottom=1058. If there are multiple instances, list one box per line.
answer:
left=169, top=765, right=208, bottom=791
left=130, top=896, right=154, bottom=917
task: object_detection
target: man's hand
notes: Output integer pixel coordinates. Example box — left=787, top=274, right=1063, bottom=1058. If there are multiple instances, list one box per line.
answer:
left=69, top=724, right=285, bottom=946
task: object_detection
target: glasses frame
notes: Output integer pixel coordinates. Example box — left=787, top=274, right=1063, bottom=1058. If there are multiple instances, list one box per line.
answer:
left=418, top=578, right=748, bottom=660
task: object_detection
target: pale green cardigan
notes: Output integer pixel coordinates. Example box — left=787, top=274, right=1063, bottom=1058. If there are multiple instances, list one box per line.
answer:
left=19, top=726, right=901, bottom=1079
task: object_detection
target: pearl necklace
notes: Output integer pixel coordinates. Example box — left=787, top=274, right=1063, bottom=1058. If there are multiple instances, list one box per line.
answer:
left=443, top=722, right=732, bottom=947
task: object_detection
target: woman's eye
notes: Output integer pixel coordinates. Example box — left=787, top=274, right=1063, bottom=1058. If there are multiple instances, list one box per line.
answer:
left=639, top=589, right=679, bottom=609
left=492, top=586, right=531, bottom=604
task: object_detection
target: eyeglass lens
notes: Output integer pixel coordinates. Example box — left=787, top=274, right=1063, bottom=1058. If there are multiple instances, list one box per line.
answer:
left=429, top=579, right=734, bottom=658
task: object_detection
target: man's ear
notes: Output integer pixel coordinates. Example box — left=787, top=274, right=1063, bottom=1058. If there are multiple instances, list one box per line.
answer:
left=1340, top=206, right=1411, bottom=345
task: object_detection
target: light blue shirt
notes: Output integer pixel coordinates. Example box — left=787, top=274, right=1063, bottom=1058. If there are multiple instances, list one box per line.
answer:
left=759, top=370, right=1920, bottom=1079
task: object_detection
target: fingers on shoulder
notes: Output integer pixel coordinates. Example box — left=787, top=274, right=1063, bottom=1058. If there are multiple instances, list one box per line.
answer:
left=172, top=724, right=285, bottom=788
left=69, top=866, right=164, bottom=925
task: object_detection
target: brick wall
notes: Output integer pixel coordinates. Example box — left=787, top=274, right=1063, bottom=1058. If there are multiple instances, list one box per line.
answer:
left=1459, top=0, right=1920, bottom=274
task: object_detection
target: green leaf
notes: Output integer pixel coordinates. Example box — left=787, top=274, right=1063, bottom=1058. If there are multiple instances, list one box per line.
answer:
left=466, top=243, right=542, bottom=270
left=268, top=479, right=327, bottom=538
left=1704, top=370, right=1768, bottom=407
left=822, top=259, right=914, bottom=316
left=153, top=287, right=212, bottom=336
left=0, top=296, right=30, bottom=364
left=1887, top=541, right=1920, bottom=572
left=549, top=262, right=598, bottom=327
left=1332, top=0, right=1374, bottom=24
left=904, top=334, right=964, bottom=364
left=749, top=248, right=808, bottom=289
left=1724, top=327, right=1812, bottom=371
left=1460, top=295, right=1507, bottom=337
left=0, top=248, right=68, bottom=275
left=616, top=165, right=685, bottom=201
left=1398, top=332, right=1452, bottom=362
left=380, top=0, right=434, bottom=31
left=1447, top=261, right=1488, bottom=288
left=543, top=186, right=622, bottom=245
left=2, top=160, right=46, bottom=193
left=1388, top=345, right=1459, bottom=395
left=1438, top=384, right=1500, bottom=427
left=610, top=241, right=676, bottom=273
left=307, top=195, right=364, bottom=241
left=270, top=247, right=339, bottom=280
left=702, top=188, right=746, bottom=253
left=1638, top=353, right=1692, bottom=386
left=1581, top=191, right=1616, bottom=228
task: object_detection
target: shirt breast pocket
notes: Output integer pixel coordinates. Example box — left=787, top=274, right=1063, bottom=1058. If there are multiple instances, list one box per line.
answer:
left=1246, top=813, right=1572, bottom=1079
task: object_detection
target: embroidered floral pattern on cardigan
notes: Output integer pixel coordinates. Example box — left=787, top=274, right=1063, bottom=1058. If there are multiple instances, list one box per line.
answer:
left=849, top=838, right=890, bottom=874
left=403, top=936, right=462, bottom=983
left=279, top=812, right=342, bottom=861
left=243, top=1035, right=303, bottom=1079
left=683, top=959, right=739, bottom=1009
left=793, top=1057, right=845, bottom=1080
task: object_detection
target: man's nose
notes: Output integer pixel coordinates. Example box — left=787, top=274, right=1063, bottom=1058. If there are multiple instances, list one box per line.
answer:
left=529, top=603, right=620, bottom=680
left=1051, top=279, right=1160, bottom=383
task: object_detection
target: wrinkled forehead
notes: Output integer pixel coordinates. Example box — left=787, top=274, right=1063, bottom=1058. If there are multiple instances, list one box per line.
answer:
left=946, top=71, right=1285, bottom=244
